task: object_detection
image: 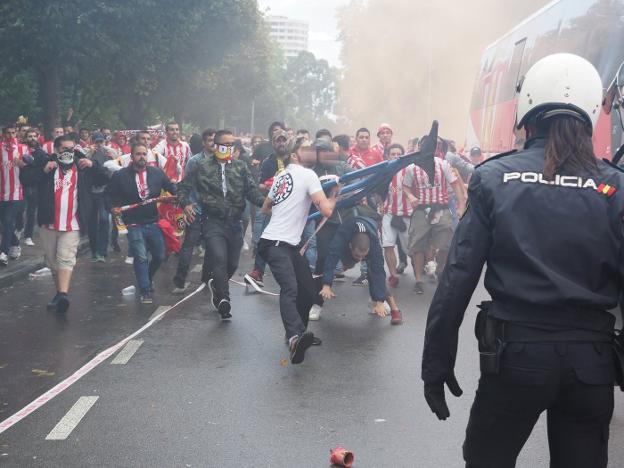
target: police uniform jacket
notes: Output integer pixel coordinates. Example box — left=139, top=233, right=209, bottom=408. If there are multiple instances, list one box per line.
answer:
left=422, top=136, right=624, bottom=384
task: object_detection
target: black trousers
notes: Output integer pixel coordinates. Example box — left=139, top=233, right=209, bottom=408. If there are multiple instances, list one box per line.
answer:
left=258, top=238, right=317, bottom=339
left=464, top=342, right=614, bottom=468
left=202, top=218, right=243, bottom=303
left=173, top=217, right=208, bottom=287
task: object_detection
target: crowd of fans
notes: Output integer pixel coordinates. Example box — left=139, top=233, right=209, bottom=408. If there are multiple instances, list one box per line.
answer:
left=0, top=118, right=482, bottom=322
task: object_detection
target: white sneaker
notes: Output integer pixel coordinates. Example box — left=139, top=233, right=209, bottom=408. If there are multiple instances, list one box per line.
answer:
left=243, top=240, right=250, bottom=251
left=125, top=256, right=133, bottom=264
left=309, top=304, right=322, bottom=321
left=0, top=252, right=8, bottom=265
left=172, top=283, right=190, bottom=294
left=24, top=237, right=34, bottom=246
left=8, top=246, right=21, bottom=259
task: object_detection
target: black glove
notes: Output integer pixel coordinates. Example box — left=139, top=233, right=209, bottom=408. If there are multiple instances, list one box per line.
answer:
left=424, top=373, right=463, bottom=420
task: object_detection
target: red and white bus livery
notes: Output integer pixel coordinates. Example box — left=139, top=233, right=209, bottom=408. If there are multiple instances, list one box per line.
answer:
left=467, top=0, right=624, bottom=159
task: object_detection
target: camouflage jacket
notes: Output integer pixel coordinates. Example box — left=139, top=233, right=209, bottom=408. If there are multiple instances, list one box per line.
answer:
left=178, top=156, right=265, bottom=220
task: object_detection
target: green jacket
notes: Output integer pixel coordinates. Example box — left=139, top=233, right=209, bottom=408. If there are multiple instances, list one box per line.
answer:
left=178, top=156, right=265, bottom=220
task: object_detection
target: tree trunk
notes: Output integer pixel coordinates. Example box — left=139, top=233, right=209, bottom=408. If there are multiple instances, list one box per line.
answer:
left=37, top=64, right=59, bottom=139
left=121, top=93, right=147, bottom=129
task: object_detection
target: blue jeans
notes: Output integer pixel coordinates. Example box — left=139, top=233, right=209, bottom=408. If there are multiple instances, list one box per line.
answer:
left=127, top=223, right=165, bottom=295
left=88, top=192, right=110, bottom=257
left=252, top=211, right=271, bottom=273
left=0, top=200, right=24, bottom=254
left=301, top=219, right=317, bottom=270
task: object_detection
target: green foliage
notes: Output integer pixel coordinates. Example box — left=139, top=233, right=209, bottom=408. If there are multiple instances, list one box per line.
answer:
left=0, top=1, right=338, bottom=134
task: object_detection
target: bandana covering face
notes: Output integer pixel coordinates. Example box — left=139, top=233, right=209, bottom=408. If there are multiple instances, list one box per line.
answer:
left=57, top=150, right=75, bottom=167
left=214, top=144, right=233, bottom=161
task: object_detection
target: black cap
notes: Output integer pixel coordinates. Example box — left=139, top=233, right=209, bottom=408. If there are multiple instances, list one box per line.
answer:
left=469, top=147, right=482, bottom=156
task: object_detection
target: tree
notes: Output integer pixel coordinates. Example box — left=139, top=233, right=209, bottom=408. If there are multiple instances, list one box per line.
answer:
left=282, top=51, right=337, bottom=131
left=0, top=0, right=283, bottom=134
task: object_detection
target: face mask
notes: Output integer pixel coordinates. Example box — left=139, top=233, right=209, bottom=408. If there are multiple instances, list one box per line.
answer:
left=57, top=150, right=75, bottom=166
left=214, top=144, right=233, bottom=161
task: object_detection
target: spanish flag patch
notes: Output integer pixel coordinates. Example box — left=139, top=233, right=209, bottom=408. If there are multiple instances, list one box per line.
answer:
left=596, top=183, right=617, bottom=197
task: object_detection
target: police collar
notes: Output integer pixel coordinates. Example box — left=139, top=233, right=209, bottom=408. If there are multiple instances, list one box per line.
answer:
left=524, top=136, right=547, bottom=150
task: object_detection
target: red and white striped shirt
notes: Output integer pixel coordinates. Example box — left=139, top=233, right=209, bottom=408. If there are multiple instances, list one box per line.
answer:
left=51, top=167, right=80, bottom=231
left=42, top=140, right=55, bottom=155
left=384, top=168, right=412, bottom=217
left=349, top=146, right=384, bottom=167
left=153, top=140, right=191, bottom=180
left=0, top=139, right=27, bottom=201
left=403, top=158, right=456, bottom=206
left=347, top=153, right=367, bottom=170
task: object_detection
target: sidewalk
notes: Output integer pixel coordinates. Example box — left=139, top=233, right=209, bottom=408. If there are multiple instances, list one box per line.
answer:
left=0, top=235, right=89, bottom=288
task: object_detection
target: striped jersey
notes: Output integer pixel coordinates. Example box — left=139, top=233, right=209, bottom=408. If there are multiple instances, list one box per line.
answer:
left=384, top=168, right=412, bottom=217
left=403, top=158, right=456, bottom=206
left=42, top=141, right=55, bottom=155
left=153, top=140, right=191, bottom=181
left=50, top=167, right=80, bottom=231
left=0, top=140, right=27, bottom=201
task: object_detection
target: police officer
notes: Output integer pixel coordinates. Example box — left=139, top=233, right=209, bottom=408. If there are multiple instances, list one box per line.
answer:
left=421, top=53, right=624, bottom=468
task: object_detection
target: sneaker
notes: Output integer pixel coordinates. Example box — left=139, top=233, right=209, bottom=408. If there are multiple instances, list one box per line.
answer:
left=425, top=261, right=438, bottom=278
left=388, top=275, right=399, bottom=288
left=140, top=293, right=153, bottom=304
left=309, top=304, right=322, bottom=321
left=125, top=256, right=133, bottom=265
left=390, top=309, right=403, bottom=325
left=172, top=282, right=190, bottom=295
left=244, top=269, right=264, bottom=288
left=91, top=255, right=99, bottom=262
left=352, top=274, right=368, bottom=286
left=218, top=299, right=232, bottom=320
left=414, top=281, right=424, bottom=294
left=207, top=278, right=217, bottom=309
left=334, top=272, right=346, bottom=282
left=96, top=255, right=106, bottom=263
left=289, top=331, right=314, bottom=364
left=24, top=237, right=34, bottom=246
left=243, top=240, right=250, bottom=251
left=312, top=336, right=322, bottom=346
left=46, top=292, right=61, bottom=310
left=56, top=293, right=70, bottom=313
left=8, top=246, right=21, bottom=260
left=0, top=252, right=8, bottom=265
left=396, top=261, right=407, bottom=274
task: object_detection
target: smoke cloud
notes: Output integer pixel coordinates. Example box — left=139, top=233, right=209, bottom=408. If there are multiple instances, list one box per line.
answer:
left=336, top=0, right=550, bottom=146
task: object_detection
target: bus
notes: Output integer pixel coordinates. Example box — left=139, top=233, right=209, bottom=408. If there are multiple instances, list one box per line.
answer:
left=467, top=0, right=624, bottom=159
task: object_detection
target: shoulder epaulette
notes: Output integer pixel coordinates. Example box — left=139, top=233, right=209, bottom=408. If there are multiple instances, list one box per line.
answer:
left=475, top=149, right=518, bottom=168
left=601, top=158, right=624, bottom=174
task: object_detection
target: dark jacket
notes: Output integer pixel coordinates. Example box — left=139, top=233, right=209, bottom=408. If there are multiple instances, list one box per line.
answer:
left=19, top=150, right=107, bottom=229
left=105, top=166, right=176, bottom=226
left=177, top=155, right=264, bottom=221
left=422, top=137, right=624, bottom=384
left=323, top=216, right=386, bottom=302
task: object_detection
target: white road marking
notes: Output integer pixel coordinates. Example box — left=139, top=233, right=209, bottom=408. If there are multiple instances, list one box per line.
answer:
left=45, top=396, right=99, bottom=440
left=149, top=306, right=170, bottom=322
left=191, top=264, right=202, bottom=273
left=110, top=339, right=144, bottom=365
left=0, top=284, right=205, bottom=435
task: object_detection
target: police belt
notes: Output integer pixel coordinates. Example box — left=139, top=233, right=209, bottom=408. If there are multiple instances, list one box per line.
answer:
left=500, top=322, right=614, bottom=343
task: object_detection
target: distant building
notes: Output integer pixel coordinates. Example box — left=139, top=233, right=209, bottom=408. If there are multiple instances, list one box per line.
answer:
left=266, top=15, right=309, bottom=59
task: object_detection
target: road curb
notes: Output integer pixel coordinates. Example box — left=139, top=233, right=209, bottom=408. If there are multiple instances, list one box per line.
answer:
left=0, top=238, right=90, bottom=288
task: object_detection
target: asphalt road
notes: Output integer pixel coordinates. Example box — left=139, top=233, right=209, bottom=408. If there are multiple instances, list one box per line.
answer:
left=1, top=241, right=623, bottom=467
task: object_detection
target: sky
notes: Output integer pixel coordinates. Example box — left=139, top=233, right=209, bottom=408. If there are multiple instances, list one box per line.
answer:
left=258, top=0, right=351, bottom=67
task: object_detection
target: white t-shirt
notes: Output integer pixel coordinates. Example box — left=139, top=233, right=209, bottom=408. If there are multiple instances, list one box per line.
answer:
left=261, top=164, right=323, bottom=246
